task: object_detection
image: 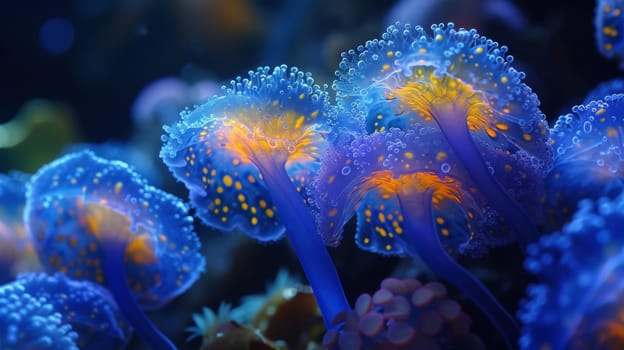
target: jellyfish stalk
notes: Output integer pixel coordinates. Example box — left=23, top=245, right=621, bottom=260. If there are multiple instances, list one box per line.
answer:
left=396, top=185, right=520, bottom=349
left=101, top=238, right=176, bottom=350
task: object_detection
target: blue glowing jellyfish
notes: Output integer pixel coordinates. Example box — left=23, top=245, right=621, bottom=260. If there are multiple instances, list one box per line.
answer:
left=333, top=22, right=552, bottom=248
left=544, top=94, right=624, bottom=231
left=24, top=150, right=205, bottom=350
left=161, top=65, right=349, bottom=328
left=584, top=78, right=624, bottom=104
left=0, top=272, right=131, bottom=350
left=313, top=127, right=518, bottom=348
left=595, top=0, right=624, bottom=67
left=519, top=193, right=624, bottom=350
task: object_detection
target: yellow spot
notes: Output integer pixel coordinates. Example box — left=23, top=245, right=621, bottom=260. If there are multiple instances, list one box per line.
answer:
left=607, top=127, right=618, bottom=137
left=126, top=235, right=158, bottom=265
left=404, top=152, right=414, bottom=159
left=328, top=208, right=338, bottom=217
left=299, top=93, right=306, bottom=100
left=363, top=237, right=370, bottom=244
left=382, top=64, right=391, bottom=72
left=522, top=133, right=532, bottom=142
left=387, top=51, right=394, bottom=58
left=265, top=208, right=274, bottom=218
left=247, top=175, right=256, bottom=183
left=114, top=182, right=123, bottom=194
left=237, top=194, right=246, bottom=202
left=436, top=217, right=445, bottom=225
left=223, top=175, right=233, bottom=187
left=441, top=228, right=449, bottom=236
left=259, top=200, right=267, bottom=208
left=232, top=159, right=240, bottom=166
left=435, top=34, right=443, bottom=41
left=214, top=198, right=222, bottom=206
left=251, top=217, right=258, bottom=225
left=216, top=186, right=224, bottom=194
left=385, top=244, right=392, bottom=251
left=327, top=175, right=336, bottom=185
left=504, top=164, right=513, bottom=172
left=485, top=127, right=497, bottom=138
left=377, top=212, right=386, bottom=223
left=222, top=206, right=229, bottom=213
left=475, top=47, right=484, bottom=54
left=235, top=181, right=242, bottom=190
left=495, top=123, right=509, bottom=131
left=294, top=116, right=305, bottom=129
left=436, top=152, right=447, bottom=161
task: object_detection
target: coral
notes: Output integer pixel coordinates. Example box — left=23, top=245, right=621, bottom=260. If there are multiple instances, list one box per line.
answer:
left=323, top=278, right=484, bottom=350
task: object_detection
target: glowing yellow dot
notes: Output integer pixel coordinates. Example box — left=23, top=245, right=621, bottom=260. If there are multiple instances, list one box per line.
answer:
left=235, top=181, right=242, bottom=190
left=294, top=115, right=305, bottom=129
left=364, top=237, right=370, bottom=244
left=385, top=244, right=392, bottom=251
left=223, top=175, right=233, bottom=187
left=404, top=152, right=414, bottom=159
left=441, top=228, right=449, bottom=236
left=436, top=152, right=447, bottom=161
left=214, top=198, right=222, bottom=206
left=265, top=208, right=274, bottom=218
left=607, top=127, right=618, bottom=137
left=495, top=123, right=509, bottom=131
left=382, top=64, right=391, bottom=71
left=259, top=200, right=267, bottom=208
left=114, top=182, right=123, bottom=194
left=522, top=133, right=532, bottom=142
left=387, top=51, right=394, bottom=58
left=436, top=217, right=445, bottom=225
left=475, top=47, right=484, bottom=54
left=251, top=217, right=258, bottom=225
left=377, top=212, right=385, bottom=223
left=216, top=186, right=224, bottom=194
left=237, top=194, right=245, bottom=202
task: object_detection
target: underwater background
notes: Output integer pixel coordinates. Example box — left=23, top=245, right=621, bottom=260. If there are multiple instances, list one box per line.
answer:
left=1, top=0, right=624, bottom=349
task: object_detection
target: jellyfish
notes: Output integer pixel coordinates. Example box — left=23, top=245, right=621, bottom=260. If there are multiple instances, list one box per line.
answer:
left=322, top=278, right=485, bottom=350
left=24, top=150, right=205, bottom=350
left=519, top=193, right=624, bottom=350
left=595, top=0, right=624, bottom=67
left=161, top=65, right=349, bottom=328
left=313, top=127, right=519, bottom=348
left=333, top=22, right=552, bottom=247
left=583, top=78, right=624, bottom=104
left=544, top=94, right=624, bottom=231
left=0, top=272, right=131, bottom=350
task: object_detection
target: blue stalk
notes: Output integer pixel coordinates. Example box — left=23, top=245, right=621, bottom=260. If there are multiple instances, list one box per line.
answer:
left=398, top=190, right=520, bottom=349
left=260, top=164, right=350, bottom=328
left=102, top=241, right=176, bottom=350
left=435, top=115, right=540, bottom=248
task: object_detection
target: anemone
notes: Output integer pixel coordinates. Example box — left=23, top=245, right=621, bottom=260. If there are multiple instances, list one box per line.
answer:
left=544, top=94, right=624, bottom=231
left=519, top=193, right=624, bottom=350
left=24, top=150, right=205, bottom=350
left=160, top=65, right=349, bottom=327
